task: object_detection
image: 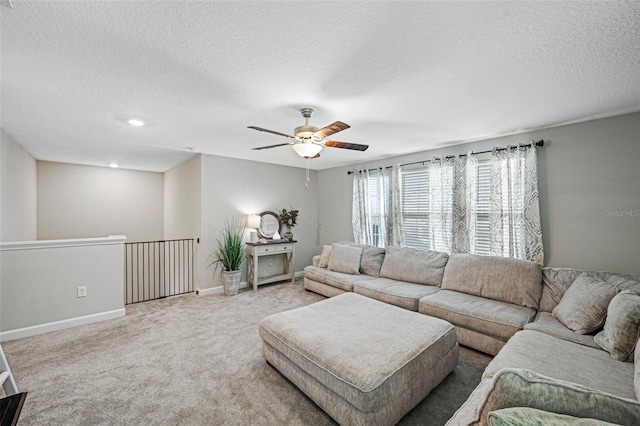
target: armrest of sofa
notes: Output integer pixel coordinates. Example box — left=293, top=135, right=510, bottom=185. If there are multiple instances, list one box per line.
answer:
left=446, top=368, right=640, bottom=426
left=312, top=255, right=320, bottom=267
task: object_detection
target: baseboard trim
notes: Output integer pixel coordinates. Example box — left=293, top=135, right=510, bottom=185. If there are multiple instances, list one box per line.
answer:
left=197, top=275, right=304, bottom=296
left=197, top=281, right=249, bottom=296
left=0, top=308, right=126, bottom=342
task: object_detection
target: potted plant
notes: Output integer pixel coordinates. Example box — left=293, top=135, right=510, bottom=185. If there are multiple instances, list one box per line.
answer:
left=209, top=217, right=246, bottom=296
left=278, top=208, right=299, bottom=240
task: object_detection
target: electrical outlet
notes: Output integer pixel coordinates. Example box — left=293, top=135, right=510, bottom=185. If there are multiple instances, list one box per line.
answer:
left=268, top=259, right=273, bottom=267
left=77, top=286, right=87, bottom=298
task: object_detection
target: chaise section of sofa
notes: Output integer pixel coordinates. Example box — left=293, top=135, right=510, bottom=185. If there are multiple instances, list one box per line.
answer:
left=450, top=268, right=640, bottom=425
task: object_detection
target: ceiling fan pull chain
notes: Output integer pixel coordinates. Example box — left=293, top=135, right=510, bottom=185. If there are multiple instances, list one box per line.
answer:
left=305, top=158, right=310, bottom=189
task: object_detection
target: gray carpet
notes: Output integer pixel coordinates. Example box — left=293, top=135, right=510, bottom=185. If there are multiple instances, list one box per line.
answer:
left=2, top=281, right=491, bottom=425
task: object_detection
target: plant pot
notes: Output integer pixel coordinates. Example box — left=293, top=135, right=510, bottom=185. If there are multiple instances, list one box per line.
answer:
left=222, top=270, right=241, bottom=296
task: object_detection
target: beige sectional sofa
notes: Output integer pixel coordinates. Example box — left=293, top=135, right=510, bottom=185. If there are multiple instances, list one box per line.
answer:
left=304, top=242, right=542, bottom=356
left=303, top=242, right=640, bottom=425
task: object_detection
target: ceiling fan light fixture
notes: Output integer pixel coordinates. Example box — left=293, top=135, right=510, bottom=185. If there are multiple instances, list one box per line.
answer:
left=292, top=143, right=322, bottom=158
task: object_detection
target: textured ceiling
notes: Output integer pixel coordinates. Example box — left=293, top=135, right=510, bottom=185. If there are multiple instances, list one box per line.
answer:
left=1, top=1, right=639, bottom=172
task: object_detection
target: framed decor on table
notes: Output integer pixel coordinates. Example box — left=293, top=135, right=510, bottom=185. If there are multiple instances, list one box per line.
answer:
left=257, top=211, right=281, bottom=239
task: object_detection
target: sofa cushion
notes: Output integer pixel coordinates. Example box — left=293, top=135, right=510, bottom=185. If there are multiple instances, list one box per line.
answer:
left=524, top=312, right=600, bottom=349
left=418, top=290, right=536, bottom=342
left=595, top=291, right=640, bottom=362
left=327, top=243, right=362, bottom=275
left=379, top=246, right=448, bottom=286
left=304, top=265, right=377, bottom=292
left=552, top=274, right=618, bottom=334
left=318, top=244, right=332, bottom=268
left=354, top=278, right=439, bottom=311
left=441, top=253, right=542, bottom=309
left=483, top=330, right=637, bottom=400
left=487, top=407, right=618, bottom=426
left=454, top=368, right=640, bottom=426
left=336, top=241, right=386, bottom=277
left=359, top=247, right=386, bottom=277
left=540, top=268, right=640, bottom=313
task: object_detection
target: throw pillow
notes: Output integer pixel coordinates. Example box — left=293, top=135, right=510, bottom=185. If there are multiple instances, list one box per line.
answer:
left=488, top=407, right=617, bottom=426
left=552, top=273, right=618, bottom=334
left=318, top=245, right=332, bottom=268
left=327, top=244, right=362, bottom=275
left=594, top=291, right=640, bottom=362
left=360, top=247, right=386, bottom=277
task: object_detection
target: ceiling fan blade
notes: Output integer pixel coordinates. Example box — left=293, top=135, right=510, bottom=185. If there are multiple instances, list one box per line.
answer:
left=324, top=141, right=369, bottom=151
left=314, top=121, right=350, bottom=139
left=252, top=142, right=294, bottom=150
left=248, top=126, right=296, bottom=139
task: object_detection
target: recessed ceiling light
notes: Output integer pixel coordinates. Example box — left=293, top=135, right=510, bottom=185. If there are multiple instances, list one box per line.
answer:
left=109, top=163, right=119, bottom=168
left=127, top=119, right=145, bottom=127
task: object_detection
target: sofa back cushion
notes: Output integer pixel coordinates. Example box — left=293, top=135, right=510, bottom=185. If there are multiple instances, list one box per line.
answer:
left=441, top=253, right=542, bottom=309
left=336, top=241, right=386, bottom=277
left=379, top=246, right=448, bottom=286
left=327, top=244, right=362, bottom=275
left=360, top=247, right=386, bottom=277
left=540, top=267, right=640, bottom=313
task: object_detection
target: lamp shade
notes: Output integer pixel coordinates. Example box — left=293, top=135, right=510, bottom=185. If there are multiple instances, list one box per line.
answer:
left=247, top=214, right=261, bottom=229
left=292, top=143, right=322, bottom=158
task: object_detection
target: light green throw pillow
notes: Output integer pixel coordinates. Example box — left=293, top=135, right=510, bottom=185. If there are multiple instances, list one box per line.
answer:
left=488, top=407, right=618, bottom=425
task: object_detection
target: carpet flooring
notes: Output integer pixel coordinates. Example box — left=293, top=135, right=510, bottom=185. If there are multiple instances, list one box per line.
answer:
left=2, top=281, right=491, bottom=425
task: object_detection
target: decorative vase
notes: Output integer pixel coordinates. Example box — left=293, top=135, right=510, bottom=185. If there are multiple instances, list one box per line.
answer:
left=284, top=227, right=293, bottom=241
left=222, top=270, right=241, bottom=296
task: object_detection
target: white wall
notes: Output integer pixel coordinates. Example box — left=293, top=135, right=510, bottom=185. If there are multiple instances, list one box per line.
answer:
left=0, top=236, right=126, bottom=341
left=37, top=161, right=164, bottom=242
left=199, top=154, right=319, bottom=291
left=0, top=129, right=37, bottom=241
left=318, top=112, right=640, bottom=276
left=164, top=155, right=201, bottom=240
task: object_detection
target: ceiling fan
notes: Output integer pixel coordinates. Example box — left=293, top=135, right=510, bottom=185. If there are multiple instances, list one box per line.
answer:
left=248, top=107, right=369, bottom=158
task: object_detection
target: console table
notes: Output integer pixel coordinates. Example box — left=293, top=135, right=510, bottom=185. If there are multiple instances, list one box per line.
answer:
left=245, top=240, right=296, bottom=290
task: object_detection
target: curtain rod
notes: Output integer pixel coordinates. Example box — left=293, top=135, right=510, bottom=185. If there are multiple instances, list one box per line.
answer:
left=347, top=140, right=544, bottom=175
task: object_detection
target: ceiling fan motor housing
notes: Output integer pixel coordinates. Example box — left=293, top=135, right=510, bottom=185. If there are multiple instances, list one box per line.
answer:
left=294, top=125, right=319, bottom=140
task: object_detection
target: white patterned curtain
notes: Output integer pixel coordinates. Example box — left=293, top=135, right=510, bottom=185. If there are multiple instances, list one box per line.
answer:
left=352, top=166, right=404, bottom=247
left=419, top=154, right=477, bottom=253
left=381, top=166, right=405, bottom=247
left=451, top=153, right=478, bottom=254
left=352, top=169, right=374, bottom=245
left=489, top=145, right=544, bottom=264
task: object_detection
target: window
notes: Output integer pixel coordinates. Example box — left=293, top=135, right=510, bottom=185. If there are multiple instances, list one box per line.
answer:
left=401, top=169, right=431, bottom=250
left=475, top=161, right=491, bottom=255
left=368, top=175, right=382, bottom=247
left=400, top=160, right=490, bottom=255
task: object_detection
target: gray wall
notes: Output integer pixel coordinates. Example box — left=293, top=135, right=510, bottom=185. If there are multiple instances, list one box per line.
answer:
left=37, top=161, right=164, bottom=242
left=0, top=129, right=37, bottom=242
left=164, top=155, right=201, bottom=240
left=318, top=112, right=640, bottom=275
left=199, top=154, right=319, bottom=290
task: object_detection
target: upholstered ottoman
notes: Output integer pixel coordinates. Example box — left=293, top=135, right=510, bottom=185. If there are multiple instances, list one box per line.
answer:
left=258, top=292, right=458, bottom=426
